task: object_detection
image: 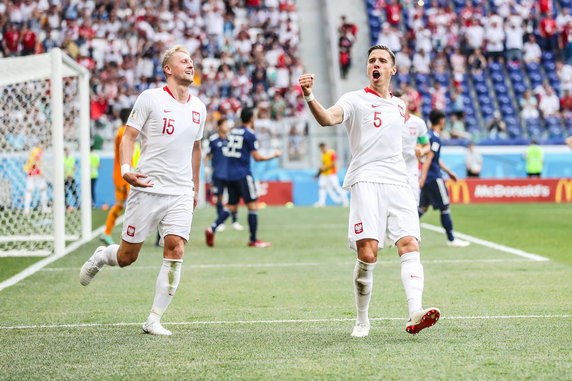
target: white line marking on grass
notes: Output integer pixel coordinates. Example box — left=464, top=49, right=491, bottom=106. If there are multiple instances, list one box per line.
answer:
left=420, top=223, right=550, bottom=262
left=0, top=217, right=123, bottom=292
left=39, top=258, right=536, bottom=272
left=1, top=314, right=569, bottom=330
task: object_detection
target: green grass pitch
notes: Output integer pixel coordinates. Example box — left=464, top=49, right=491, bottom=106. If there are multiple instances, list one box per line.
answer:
left=0, top=204, right=571, bottom=380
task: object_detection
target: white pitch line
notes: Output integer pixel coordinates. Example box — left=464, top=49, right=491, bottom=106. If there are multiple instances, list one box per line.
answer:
left=420, top=223, right=550, bottom=262
left=0, top=217, right=123, bottom=292
left=38, top=258, right=535, bottom=272
left=1, top=314, right=569, bottom=330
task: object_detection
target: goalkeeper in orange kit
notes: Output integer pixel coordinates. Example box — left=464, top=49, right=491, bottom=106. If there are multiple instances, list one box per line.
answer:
left=100, top=109, right=140, bottom=245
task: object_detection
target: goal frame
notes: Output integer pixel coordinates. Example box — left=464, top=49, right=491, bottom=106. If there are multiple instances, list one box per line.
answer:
left=0, top=48, right=91, bottom=256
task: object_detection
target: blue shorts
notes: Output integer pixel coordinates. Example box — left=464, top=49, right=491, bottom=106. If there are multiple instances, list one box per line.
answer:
left=211, top=177, right=226, bottom=197
left=419, top=178, right=450, bottom=210
left=227, top=175, right=258, bottom=204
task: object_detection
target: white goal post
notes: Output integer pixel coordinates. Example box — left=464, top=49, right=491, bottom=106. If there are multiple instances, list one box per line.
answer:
left=0, top=48, right=91, bottom=256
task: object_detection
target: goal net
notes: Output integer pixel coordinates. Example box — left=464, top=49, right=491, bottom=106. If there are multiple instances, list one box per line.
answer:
left=0, top=49, right=91, bottom=256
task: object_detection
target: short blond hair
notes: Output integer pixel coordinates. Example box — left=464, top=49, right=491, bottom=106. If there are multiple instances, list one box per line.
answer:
left=161, top=45, right=191, bottom=76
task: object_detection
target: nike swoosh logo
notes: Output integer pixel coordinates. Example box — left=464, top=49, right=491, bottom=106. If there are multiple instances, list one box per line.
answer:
left=410, top=275, right=421, bottom=278
left=371, top=105, right=380, bottom=108
left=164, top=110, right=173, bottom=113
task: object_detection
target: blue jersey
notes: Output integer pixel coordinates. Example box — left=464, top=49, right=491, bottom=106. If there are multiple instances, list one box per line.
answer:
left=426, top=129, right=443, bottom=183
left=207, top=133, right=229, bottom=180
left=224, top=126, right=259, bottom=181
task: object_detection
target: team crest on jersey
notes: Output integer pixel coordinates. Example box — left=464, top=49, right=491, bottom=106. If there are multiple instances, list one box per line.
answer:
left=192, top=111, right=200, bottom=124
left=127, top=225, right=136, bottom=237
left=354, top=223, right=363, bottom=234
left=398, top=105, right=405, bottom=118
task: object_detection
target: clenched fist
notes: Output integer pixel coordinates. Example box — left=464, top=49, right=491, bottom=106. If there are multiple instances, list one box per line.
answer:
left=298, top=74, right=315, bottom=96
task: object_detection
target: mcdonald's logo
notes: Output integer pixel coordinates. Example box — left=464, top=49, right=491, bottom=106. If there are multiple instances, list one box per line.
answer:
left=445, top=180, right=471, bottom=204
left=555, top=179, right=572, bottom=203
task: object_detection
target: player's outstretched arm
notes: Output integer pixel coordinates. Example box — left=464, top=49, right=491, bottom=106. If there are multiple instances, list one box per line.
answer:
left=298, top=73, right=344, bottom=126
left=120, top=126, right=153, bottom=188
left=251, top=150, right=282, bottom=162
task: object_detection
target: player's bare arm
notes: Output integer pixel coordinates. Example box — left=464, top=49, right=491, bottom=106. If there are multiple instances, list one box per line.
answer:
left=192, top=140, right=201, bottom=209
left=298, top=73, right=344, bottom=126
left=419, top=150, right=434, bottom=188
left=439, top=159, right=457, bottom=181
left=251, top=150, right=282, bottom=162
left=566, top=136, right=572, bottom=149
left=415, top=142, right=430, bottom=162
left=120, top=126, right=153, bottom=188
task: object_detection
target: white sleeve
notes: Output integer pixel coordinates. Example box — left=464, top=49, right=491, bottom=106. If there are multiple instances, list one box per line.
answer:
left=196, top=102, right=207, bottom=141
left=126, top=91, right=151, bottom=131
left=334, top=92, right=355, bottom=124
left=418, top=119, right=428, bottom=137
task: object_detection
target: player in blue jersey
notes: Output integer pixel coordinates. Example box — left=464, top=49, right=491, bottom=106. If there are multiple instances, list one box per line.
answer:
left=419, top=109, right=470, bottom=247
left=206, top=118, right=244, bottom=232
left=205, top=107, right=281, bottom=247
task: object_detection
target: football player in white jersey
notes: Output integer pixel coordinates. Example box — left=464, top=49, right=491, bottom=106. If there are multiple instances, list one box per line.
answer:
left=299, top=45, right=440, bottom=338
left=394, top=90, right=430, bottom=204
left=80, top=45, right=206, bottom=336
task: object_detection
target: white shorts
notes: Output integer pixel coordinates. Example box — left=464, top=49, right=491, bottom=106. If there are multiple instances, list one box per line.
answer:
left=121, top=190, right=194, bottom=244
left=26, top=175, right=47, bottom=192
left=319, top=174, right=343, bottom=190
left=407, top=172, right=421, bottom=205
left=348, top=182, right=421, bottom=251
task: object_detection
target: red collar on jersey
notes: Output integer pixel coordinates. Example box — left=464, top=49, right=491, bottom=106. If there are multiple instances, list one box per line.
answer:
left=364, top=87, right=393, bottom=98
left=163, top=86, right=191, bottom=103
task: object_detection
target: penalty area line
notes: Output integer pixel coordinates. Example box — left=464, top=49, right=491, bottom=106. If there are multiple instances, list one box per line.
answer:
left=0, top=314, right=569, bottom=330
left=420, top=223, right=550, bottom=262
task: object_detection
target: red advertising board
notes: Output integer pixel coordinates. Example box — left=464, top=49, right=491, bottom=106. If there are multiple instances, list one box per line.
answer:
left=445, top=178, right=572, bottom=204
left=257, top=181, right=293, bottom=205
left=206, top=181, right=293, bottom=206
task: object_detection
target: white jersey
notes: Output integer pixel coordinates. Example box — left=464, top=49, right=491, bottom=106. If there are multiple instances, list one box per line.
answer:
left=335, top=87, right=409, bottom=189
left=402, top=113, right=428, bottom=174
left=127, top=86, right=206, bottom=195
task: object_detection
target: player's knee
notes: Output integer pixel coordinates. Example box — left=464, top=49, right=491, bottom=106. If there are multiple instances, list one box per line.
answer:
left=356, top=240, right=378, bottom=263
left=117, top=251, right=137, bottom=267
left=163, top=236, right=185, bottom=260
left=440, top=207, right=450, bottom=214
left=396, top=236, right=419, bottom=255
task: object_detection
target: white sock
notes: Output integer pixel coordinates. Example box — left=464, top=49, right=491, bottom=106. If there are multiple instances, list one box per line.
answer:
left=400, top=251, right=424, bottom=317
left=353, top=259, right=376, bottom=325
left=95, top=244, right=119, bottom=267
left=148, top=259, right=182, bottom=322
left=24, top=191, right=32, bottom=213
left=40, top=190, right=48, bottom=211
left=318, top=188, right=327, bottom=205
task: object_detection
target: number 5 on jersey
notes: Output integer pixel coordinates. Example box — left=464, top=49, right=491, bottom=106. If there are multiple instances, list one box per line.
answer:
left=162, top=118, right=175, bottom=134
left=373, top=112, right=382, bottom=128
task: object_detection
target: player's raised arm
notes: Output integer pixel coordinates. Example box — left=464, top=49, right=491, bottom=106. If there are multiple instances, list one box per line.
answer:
left=120, top=126, right=153, bottom=188
left=298, top=73, right=344, bottom=126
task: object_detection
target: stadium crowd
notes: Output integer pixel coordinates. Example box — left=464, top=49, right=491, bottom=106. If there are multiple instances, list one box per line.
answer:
left=1, top=0, right=307, bottom=155
left=370, top=0, right=572, bottom=143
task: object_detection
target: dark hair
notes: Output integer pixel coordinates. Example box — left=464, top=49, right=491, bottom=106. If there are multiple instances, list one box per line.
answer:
left=319, top=142, right=326, bottom=148
left=392, top=89, right=404, bottom=97
left=240, top=107, right=254, bottom=124
left=367, top=45, right=396, bottom=66
left=120, top=108, right=131, bottom=125
left=429, top=109, right=446, bottom=126
left=217, top=118, right=227, bottom=127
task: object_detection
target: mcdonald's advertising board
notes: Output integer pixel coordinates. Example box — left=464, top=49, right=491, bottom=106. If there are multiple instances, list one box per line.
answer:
left=445, top=178, right=572, bottom=204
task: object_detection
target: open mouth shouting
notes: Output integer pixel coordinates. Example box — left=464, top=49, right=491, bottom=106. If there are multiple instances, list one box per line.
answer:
left=372, top=70, right=381, bottom=80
